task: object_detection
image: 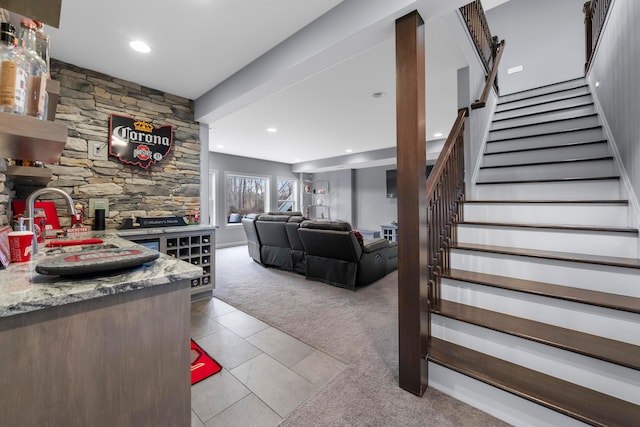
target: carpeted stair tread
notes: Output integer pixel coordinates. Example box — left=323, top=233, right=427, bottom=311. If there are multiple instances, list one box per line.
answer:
left=428, top=338, right=640, bottom=427
left=432, top=300, right=640, bottom=370
left=443, top=269, right=640, bottom=314
left=452, top=242, right=640, bottom=270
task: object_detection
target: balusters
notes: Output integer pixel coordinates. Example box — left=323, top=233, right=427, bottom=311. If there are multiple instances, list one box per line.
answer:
left=425, top=110, right=467, bottom=309
left=584, top=0, right=612, bottom=72
left=460, top=0, right=496, bottom=74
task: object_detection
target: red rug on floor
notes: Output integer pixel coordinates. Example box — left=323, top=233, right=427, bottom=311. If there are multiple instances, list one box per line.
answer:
left=190, top=339, right=222, bottom=385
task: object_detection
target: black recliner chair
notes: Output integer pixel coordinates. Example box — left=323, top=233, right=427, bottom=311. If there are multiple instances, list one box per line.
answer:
left=241, top=213, right=263, bottom=265
left=254, top=214, right=293, bottom=270
left=297, top=220, right=390, bottom=290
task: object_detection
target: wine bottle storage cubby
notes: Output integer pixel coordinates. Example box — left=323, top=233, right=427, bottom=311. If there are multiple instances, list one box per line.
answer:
left=120, top=226, right=215, bottom=301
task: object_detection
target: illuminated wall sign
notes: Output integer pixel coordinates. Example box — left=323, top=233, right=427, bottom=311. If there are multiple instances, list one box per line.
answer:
left=109, top=114, right=173, bottom=169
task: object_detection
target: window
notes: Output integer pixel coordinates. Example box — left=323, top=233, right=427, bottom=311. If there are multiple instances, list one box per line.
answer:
left=276, top=177, right=297, bottom=213
left=208, top=170, right=216, bottom=226
left=225, top=173, right=269, bottom=224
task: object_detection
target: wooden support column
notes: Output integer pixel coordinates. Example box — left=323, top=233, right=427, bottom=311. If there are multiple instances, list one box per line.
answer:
left=396, top=10, right=428, bottom=396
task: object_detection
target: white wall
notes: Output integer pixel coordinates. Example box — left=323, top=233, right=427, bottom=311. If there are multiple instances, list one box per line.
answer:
left=486, top=0, right=585, bottom=95
left=353, top=166, right=398, bottom=231
left=587, top=0, right=640, bottom=226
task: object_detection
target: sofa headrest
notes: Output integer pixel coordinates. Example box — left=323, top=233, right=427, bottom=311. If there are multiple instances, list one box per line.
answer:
left=267, top=211, right=303, bottom=217
left=287, top=216, right=306, bottom=223
left=258, top=214, right=291, bottom=222
left=300, top=220, right=352, bottom=232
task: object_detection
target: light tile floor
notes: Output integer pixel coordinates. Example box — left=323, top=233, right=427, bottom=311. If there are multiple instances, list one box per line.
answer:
left=190, top=297, right=347, bottom=427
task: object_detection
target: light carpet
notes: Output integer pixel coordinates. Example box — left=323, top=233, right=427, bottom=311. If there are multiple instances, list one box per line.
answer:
left=211, top=245, right=510, bottom=427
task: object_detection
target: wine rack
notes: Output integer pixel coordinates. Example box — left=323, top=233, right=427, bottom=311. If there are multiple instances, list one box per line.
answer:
left=120, top=226, right=215, bottom=301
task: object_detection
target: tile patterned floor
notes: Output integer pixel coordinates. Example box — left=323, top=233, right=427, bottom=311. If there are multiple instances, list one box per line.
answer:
left=190, top=298, right=347, bottom=427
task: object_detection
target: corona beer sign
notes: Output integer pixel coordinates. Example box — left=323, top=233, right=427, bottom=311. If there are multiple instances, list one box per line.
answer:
left=109, top=114, right=173, bottom=169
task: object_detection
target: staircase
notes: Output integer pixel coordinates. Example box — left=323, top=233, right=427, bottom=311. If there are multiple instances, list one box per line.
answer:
left=427, top=77, right=640, bottom=427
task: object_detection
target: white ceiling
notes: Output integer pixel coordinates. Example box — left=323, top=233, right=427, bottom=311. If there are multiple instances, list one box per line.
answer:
left=39, top=0, right=510, bottom=171
left=46, top=0, right=344, bottom=100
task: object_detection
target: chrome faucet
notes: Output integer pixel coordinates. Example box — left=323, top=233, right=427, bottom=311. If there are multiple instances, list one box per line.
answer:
left=25, top=188, right=77, bottom=255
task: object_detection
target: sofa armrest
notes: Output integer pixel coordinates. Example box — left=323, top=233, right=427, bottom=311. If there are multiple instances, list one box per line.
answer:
left=362, top=238, right=389, bottom=253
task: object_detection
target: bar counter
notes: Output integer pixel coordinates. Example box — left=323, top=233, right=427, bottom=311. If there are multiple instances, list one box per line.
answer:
left=0, top=231, right=200, bottom=426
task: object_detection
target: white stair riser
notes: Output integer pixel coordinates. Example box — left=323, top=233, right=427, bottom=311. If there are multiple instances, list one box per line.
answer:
left=456, top=225, right=637, bottom=258
left=491, top=105, right=596, bottom=130
left=478, top=159, right=614, bottom=182
left=450, top=249, right=640, bottom=297
left=432, top=317, right=640, bottom=403
left=486, top=127, right=603, bottom=153
left=494, top=94, right=593, bottom=120
left=497, top=86, right=590, bottom=111
left=463, top=203, right=629, bottom=227
left=429, top=363, right=589, bottom=427
left=441, top=280, right=640, bottom=345
left=489, top=116, right=600, bottom=141
left=474, top=180, right=620, bottom=200
left=482, top=142, right=609, bottom=167
left=498, top=79, right=586, bottom=104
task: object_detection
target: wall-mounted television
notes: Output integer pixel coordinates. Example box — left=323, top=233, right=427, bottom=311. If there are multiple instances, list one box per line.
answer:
left=386, top=169, right=397, bottom=198
left=386, top=165, right=434, bottom=198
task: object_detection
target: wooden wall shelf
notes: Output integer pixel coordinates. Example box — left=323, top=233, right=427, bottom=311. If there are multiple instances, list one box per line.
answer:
left=0, top=113, right=67, bottom=164
left=5, top=166, right=53, bottom=185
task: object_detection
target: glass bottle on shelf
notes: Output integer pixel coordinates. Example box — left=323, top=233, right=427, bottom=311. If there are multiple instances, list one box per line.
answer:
left=33, top=20, right=50, bottom=72
left=18, top=18, right=47, bottom=120
left=0, top=22, right=28, bottom=115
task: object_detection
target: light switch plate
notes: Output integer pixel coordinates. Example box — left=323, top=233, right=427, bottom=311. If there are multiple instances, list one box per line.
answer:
left=89, top=198, right=109, bottom=218
left=88, top=140, right=108, bottom=160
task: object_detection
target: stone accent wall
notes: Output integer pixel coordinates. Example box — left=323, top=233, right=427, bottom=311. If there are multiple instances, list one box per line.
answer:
left=7, top=59, right=201, bottom=230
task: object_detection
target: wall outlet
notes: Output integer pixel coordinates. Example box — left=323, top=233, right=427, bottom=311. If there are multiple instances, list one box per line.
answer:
left=89, top=198, right=109, bottom=218
left=507, top=65, right=524, bottom=74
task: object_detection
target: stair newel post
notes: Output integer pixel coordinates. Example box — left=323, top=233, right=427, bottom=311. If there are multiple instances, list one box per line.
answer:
left=395, top=10, right=429, bottom=396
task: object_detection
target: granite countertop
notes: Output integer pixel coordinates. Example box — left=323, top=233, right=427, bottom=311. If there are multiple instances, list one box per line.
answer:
left=0, top=232, right=202, bottom=318
left=115, top=224, right=216, bottom=237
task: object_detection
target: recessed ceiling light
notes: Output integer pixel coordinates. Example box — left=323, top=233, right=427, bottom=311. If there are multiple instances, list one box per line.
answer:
left=294, top=158, right=301, bottom=162
left=433, top=132, right=444, bottom=138
left=266, top=127, right=278, bottom=133
left=345, top=149, right=353, bottom=153
left=371, top=92, right=386, bottom=99
left=216, top=144, right=224, bottom=149
left=129, top=40, right=151, bottom=53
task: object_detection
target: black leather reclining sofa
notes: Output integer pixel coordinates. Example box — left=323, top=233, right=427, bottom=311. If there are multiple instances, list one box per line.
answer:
left=241, top=213, right=398, bottom=290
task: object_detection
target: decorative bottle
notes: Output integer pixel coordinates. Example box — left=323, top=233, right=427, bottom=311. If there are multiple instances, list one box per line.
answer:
left=33, top=20, right=50, bottom=71
left=19, top=18, right=47, bottom=119
left=0, top=22, right=28, bottom=115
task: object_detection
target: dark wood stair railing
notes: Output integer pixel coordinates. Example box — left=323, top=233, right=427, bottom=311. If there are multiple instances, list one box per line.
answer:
left=583, top=0, right=613, bottom=73
left=471, top=39, right=505, bottom=109
left=459, top=0, right=506, bottom=109
left=459, top=0, right=497, bottom=75
left=425, top=108, right=468, bottom=312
